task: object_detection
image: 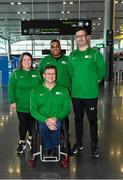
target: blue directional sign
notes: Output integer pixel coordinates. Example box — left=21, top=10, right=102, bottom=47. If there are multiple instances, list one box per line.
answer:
left=21, top=19, right=91, bottom=35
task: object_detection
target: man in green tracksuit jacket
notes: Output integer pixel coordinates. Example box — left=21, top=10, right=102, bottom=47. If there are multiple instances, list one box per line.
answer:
left=30, top=65, right=70, bottom=155
left=69, top=27, right=105, bottom=158
left=38, top=39, right=71, bottom=133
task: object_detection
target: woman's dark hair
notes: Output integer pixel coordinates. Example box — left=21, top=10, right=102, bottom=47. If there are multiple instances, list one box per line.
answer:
left=18, top=52, right=33, bottom=69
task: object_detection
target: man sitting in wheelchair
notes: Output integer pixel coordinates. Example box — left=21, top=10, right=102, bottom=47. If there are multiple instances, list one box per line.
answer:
left=30, top=65, right=70, bottom=157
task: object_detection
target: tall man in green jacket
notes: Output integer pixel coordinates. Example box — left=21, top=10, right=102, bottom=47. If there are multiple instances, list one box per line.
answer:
left=38, top=39, right=71, bottom=133
left=69, top=27, right=105, bottom=158
left=30, top=65, right=70, bottom=154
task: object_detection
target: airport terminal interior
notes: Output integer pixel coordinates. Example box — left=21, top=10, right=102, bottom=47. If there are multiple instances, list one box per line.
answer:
left=1, top=0, right=123, bottom=179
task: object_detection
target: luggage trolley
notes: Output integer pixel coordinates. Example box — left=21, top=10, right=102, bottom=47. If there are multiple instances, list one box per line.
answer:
left=28, top=120, right=70, bottom=168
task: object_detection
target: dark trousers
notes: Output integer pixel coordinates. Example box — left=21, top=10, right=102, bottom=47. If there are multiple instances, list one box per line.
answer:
left=72, top=97, right=98, bottom=148
left=17, top=112, right=35, bottom=140
left=63, top=116, right=69, bottom=134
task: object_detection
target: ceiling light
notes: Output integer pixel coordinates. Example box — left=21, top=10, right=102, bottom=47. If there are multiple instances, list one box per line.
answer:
left=63, top=1, right=66, bottom=4
left=17, top=12, right=21, bottom=14
left=23, top=12, right=26, bottom=14
left=70, top=1, right=73, bottom=4
left=61, top=11, right=65, bottom=14
left=10, top=2, right=14, bottom=5
left=115, top=1, right=118, bottom=3
left=67, top=11, right=70, bottom=14
left=17, top=2, right=22, bottom=5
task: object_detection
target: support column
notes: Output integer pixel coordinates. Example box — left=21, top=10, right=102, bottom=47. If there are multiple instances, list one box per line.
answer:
left=104, top=0, right=115, bottom=84
left=8, top=37, right=11, bottom=62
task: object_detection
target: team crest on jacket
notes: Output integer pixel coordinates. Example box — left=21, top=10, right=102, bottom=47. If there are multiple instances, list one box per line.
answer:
left=19, top=76, right=24, bottom=78
left=61, top=61, right=67, bottom=64
left=56, top=91, right=62, bottom=95
left=84, top=55, right=92, bottom=58
left=32, top=75, right=37, bottom=77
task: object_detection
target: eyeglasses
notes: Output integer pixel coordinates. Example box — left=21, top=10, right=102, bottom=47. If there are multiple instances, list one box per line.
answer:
left=75, top=34, right=87, bottom=39
left=44, top=73, right=56, bottom=76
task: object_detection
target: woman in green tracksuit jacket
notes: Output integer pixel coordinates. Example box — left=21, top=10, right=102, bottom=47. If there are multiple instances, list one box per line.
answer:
left=8, top=52, right=41, bottom=154
left=30, top=65, right=70, bottom=152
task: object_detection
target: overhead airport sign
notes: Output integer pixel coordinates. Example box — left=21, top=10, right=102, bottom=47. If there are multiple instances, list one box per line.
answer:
left=21, top=19, right=91, bottom=35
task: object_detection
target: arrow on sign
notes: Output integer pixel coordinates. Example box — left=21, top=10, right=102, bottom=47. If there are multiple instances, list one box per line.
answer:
left=24, top=29, right=28, bottom=34
left=85, top=22, right=90, bottom=26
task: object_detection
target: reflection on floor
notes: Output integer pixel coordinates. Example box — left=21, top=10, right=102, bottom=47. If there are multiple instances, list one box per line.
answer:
left=0, top=84, right=123, bottom=179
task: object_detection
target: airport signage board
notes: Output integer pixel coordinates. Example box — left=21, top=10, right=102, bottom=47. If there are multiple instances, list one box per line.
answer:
left=96, top=43, right=104, bottom=48
left=21, top=19, right=91, bottom=35
left=106, top=30, right=113, bottom=46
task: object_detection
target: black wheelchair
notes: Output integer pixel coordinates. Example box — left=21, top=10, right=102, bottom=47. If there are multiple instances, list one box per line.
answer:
left=28, top=120, right=70, bottom=168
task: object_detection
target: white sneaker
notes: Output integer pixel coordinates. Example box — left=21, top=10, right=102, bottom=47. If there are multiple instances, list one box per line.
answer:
left=27, top=139, right=32, bottom=150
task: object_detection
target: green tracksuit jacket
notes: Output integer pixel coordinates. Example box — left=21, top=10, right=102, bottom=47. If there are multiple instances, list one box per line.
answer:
left=38, top=54, right=71, bottom=92
left=30, top=84, right=70, bottom=123
left=8, top=69, right=41, bottom=112
left=69, top=47, right=105, bottom=98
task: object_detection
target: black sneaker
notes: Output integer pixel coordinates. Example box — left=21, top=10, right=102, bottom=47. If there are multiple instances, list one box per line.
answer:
left=16, top=142, right=26, bottom=154
left=71, top=143, right=83, bottom=154
left=27, top=138, right=32, bottom=150
left=91, top=149, right=100, bottom=159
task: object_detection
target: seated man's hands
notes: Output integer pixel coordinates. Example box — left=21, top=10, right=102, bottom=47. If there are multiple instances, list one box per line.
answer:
left=46, top=117, right=57, bottom=130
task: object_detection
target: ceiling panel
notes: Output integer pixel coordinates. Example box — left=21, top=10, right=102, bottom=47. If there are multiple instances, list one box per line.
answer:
left=0, top=0, right=122, bottom=42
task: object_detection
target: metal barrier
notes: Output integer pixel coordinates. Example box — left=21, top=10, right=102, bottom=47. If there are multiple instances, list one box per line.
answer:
left=113, top=61, right=123, bottom=83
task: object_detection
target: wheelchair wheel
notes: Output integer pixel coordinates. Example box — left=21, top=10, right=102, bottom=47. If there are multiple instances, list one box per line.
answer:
left=28, top=159, right=36, bottom=168
left=60, top=156, right=69, bottom=168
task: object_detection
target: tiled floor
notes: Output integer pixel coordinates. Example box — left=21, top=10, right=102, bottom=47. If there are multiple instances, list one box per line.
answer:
left=0, top=84, right=123, bottom=179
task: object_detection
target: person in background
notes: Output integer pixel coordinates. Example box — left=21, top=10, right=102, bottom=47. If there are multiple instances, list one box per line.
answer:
left=8, top=52, right=41, bottom=154
left=30, top=65, right=70, bottom=155
left=38, top=39, right=71, bottom=134
left=69, top=27, right=105, bottom=158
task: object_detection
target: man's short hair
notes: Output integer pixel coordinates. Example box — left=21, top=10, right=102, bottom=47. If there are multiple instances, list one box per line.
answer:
left=50, top=39, right=60, bottom=46
left=43, top=65, right=57, bottom=74
left=75, top=27, right=88, bottom=35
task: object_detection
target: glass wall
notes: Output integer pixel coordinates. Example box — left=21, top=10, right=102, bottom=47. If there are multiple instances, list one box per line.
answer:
left=11, top=39, right=72, bottom=58
left=0, top=37, right=8, bottom=54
